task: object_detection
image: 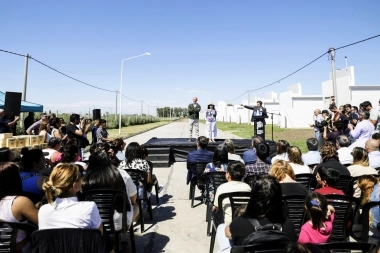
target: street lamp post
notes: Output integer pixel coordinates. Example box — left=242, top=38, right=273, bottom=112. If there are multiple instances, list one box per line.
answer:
left=119, top=53, right=150, bottom=134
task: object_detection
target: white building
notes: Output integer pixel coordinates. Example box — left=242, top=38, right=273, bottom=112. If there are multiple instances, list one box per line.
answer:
left=207, top=66, right=380, bottom=128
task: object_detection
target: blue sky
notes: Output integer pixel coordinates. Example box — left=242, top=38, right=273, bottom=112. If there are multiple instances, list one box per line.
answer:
left=1, top=1, right=379, bottom=115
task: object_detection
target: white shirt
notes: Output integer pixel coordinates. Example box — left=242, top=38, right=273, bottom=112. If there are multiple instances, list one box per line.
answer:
left=38, top=197, right=102, bottom=230
left=337, top=147, right=353, bottom=165
left=117, top=168, right=137, bottom=225
left=289, top=163, right=311, bottom=174
left=347, top=165, right=378, bottom=198
left=228, top=153, right=244, bottom=163
left=368, top=151, right=380, bottom=169
left=271, top=153, right=289, bottom=164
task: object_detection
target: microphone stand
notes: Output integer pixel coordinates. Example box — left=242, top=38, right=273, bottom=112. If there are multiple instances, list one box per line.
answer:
left=267, top=112, right=281, bottom=142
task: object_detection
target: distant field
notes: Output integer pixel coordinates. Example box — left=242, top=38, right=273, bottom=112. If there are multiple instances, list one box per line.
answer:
left=200, top=120, right=315, bottom=153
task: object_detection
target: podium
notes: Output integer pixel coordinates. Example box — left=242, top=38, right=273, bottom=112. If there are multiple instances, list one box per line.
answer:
left=252, top=115, right=267, bottom=140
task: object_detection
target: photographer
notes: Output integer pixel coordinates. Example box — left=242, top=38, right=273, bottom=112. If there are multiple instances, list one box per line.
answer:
left=323, top=121, right=344, bottom=146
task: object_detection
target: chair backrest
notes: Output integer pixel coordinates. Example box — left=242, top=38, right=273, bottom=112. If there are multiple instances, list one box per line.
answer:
left=0, top=222, right=37, bottom=253
left=32, top=228, right=106, bottom=253
left=125, top=169, right=149, bottom=200
left=295, top=173, right=315, bottom=191
left=334, top=175, right=353, bottom=196
left=230, top=241, right=290, bottom=253
left=282, top=195, right=308, bottom=237
left=357, top=201, right=380, bottom=242
left=82, top=189, right=128, bottom=235
left=190, top=162, right=209, bottom=187
left=324, top=194, right=360, bottom=242
left=204, top=171, right=227, bottom=201
left=318, top=242, right=376, bottom=252
left=217, top=192, right=251, bottom=224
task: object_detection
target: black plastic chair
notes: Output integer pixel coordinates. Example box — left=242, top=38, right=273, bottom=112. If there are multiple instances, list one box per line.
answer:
left=334, top=175, right=353, bottom=196
left=295, top=173, right=315, bottom=191
left=82, top=189, right=135, bottom=253
left=230, top=241, right=290, bottom=253
left=0, top=221, right=37, bottom=253
left=32, top=228, right=106, bottom=253
left=325, top=194, right=360, bottom=242
left=147, top=160, right=160, bottom=204
left=209, top=191, right=251, bottom=253
left=204, top=171, right=228, bottom=236
left=189, top=162, right=209, bottom=208
left=351, top=201, right=380, bottom=244
left=282, top=195, right=308, bottom=237
left=125, top=169, right=153, bottom=233
left=318, top=242, right=376, bottom=253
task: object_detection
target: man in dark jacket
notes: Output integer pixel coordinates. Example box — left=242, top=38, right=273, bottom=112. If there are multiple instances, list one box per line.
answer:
left=186, top=136, right=213, bottom=184
left=188, top=97, right=201, bottom=142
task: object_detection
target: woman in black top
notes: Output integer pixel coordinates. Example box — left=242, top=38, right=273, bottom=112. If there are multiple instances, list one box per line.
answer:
left=217, top=175, right=297, bottom=251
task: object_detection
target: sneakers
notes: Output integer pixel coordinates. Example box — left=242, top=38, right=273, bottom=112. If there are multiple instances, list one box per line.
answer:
left=158, top=185, right=163, bottom=194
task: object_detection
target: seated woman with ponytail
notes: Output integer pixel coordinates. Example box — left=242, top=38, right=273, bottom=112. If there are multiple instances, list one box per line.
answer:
left=38, top=163, right=102, bottom=233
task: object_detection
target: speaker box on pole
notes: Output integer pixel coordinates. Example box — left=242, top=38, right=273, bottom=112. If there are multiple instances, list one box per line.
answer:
left=93, top=109, right=101, bottom=120
left=4, top=92, right=22, bottom=117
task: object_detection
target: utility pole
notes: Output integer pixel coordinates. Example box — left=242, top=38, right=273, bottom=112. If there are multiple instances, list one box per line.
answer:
left=141, top=100, right=143, bottom=116
left=115, top=91, right=118, bottom=120
left=20, top=54, right=29, bottom=128
left=329, top=48, right=338, bottom=106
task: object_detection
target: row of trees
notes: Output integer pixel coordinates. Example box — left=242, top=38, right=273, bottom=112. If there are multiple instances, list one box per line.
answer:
left=156, top=107, right=188, bottom=118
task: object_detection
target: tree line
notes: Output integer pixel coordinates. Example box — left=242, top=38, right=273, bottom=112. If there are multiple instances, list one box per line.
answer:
left=156, top=107, right=188, bottom=118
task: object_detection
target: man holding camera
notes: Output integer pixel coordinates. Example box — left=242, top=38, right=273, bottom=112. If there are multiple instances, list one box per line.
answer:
left=309, top=109, right=324, bottom=141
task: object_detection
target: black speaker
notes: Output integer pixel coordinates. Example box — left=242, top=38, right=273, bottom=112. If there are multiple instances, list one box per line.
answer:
left=4, top=92, right=22, bottom=117
left=93, top=109, right=101, bottom=120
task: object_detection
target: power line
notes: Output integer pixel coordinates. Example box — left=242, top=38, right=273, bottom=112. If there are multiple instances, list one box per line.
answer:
left=0, top=49, right=25, bottom=57
left=335, top=34, right=380, bottom=50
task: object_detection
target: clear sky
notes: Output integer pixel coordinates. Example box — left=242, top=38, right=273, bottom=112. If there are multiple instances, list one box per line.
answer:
left=1, top=1, right=379, bottom=116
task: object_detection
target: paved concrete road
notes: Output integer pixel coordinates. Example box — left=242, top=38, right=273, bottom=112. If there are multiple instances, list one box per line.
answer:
left=122, top=121, right=242, bottom=253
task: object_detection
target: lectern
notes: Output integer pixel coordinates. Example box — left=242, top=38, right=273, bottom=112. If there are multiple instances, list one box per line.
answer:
left=252, top=115, right=267, bottom=140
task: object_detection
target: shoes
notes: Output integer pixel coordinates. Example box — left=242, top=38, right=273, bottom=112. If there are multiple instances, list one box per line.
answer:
left=158, top=186, right=163, bottom=194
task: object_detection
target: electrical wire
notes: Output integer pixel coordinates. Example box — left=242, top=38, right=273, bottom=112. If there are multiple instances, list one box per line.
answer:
left=0, top=49, right=25, bottom=57
left=335, top=34, right=380, bottom=50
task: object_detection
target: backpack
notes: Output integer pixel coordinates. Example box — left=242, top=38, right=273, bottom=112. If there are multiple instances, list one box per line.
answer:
left=242, top=219, right=290, bottom=245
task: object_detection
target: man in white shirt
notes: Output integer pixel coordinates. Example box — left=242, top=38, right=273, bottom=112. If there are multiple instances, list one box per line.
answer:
left=302, top=138, right=321, bottom=166
left=336, top=135, right=353, bottom=165
left=366, top=139, right=380, bottom=169
left=348, top=111, right=374, bottom=141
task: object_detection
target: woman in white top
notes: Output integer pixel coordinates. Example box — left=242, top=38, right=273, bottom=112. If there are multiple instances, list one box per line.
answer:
left=38, top=163, right=102, bottom=232
left=287, top=146, right=311, bottom=174
left=223, top=139, right=244, bottom=163
left=271, top=140, right=290, bottom=164
left=0, top=162, right=38, bottom=252
left=39, top=121, right=51, bottom=143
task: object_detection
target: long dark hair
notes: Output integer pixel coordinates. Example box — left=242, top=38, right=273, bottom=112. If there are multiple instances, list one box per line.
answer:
left=244, top=174, right=284, bottom=223
left=125, top=142, right=142, bottom=163
left=82, top=151, right=126, bottom=212
left=212, top=144, right=228, bottom=168
left=0, top=162, right=22, bottom=199
left=21, top=149, right=44, bottom=172
left=305, top=192, right=328, bottom=230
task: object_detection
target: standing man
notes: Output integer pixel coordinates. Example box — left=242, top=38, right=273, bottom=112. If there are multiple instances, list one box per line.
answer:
left=91, top=119, right=100, bottom=145
left=309, top=109, right=324, bottom=141
left=24, top=112, right=35, bottom=134
left=96, top=119, right=113, bottom=144
left=240, top=101, right=268, bottom=138
left=0, top=109, right=19, bottom=134
left=188, top=97, right=201, bottom=142
left=66, top=114, right=85, bottom=158
left=26, top=113, right=47, bottom=135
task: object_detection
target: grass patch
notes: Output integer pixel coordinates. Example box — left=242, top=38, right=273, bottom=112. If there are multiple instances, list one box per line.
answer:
left=88, top=121, right=171, bottom=141
left=201, top=120, right=315, bottom=153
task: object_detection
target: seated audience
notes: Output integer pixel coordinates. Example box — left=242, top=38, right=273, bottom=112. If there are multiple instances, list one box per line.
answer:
left=245, top=142, right=270, bottom=176
left=287, top=146, right=311, bottom=174
left=271, top=140, right=290, bottom=164
left=19, top=149, right=49, bottom=201
left=204, top=144, right=229, bottom=202
left=42, top=137, right=62, bottom=164
left=114, top=138, right=126, bottom=161
left=314, top=167, right=344, bottom=195
left=298, top=192, right=335, bottom=243
left=184, top=136, right=213, bottom=185
left=348, top=147, right=378, bottom=198
left=59, top=144, right=87, bottom=172
left=213, top=161, right=251, bottom=225
left=223, top=139, right=244, bottom=163
left=358, top=175, right=380, bottom=230
left=314, top=142, right=350, bottom=176
left=0, top=147, right=15, bottom=162
left=38, top=164, right=102, bottom=233
left=301, top=138, right=321, bottom=166
left=269, top=160, right=309, bottom=196
left=0, top=162, right=38, bottom=252
left=336, top=135, right=353, bottom=165
left=366, top=139, right=380, bottom=168
left=242, top=135, right=263, bottom=165
left=82, top=151, right=138, bottom=227
left=217, top=174, right=296, bottom=251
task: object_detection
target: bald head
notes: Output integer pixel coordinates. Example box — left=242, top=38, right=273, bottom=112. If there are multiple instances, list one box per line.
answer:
left=314, top=109, right=321, bottom=116
left=366, top=139, right=379, bottom=152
